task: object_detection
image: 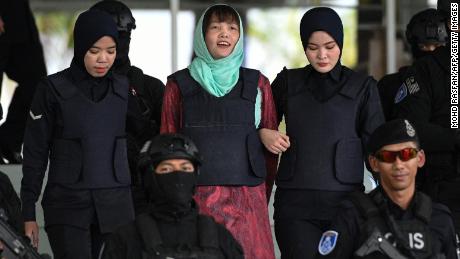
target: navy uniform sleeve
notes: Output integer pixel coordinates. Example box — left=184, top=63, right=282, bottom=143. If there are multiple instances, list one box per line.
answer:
left=357, top=77, right=385, bottom=168
left=317, top=201, right=361, bottom=259
left=270, top=69, right=288, bottom=125
left=20, top=78, right=57, bottom=221
left=394, top=62, right=455, bottom=152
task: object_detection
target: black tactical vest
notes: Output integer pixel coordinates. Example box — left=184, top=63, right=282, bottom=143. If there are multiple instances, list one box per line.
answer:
left=350, top=189, right=435, bottom=259
left=136, top=214, right=225, bottom=259
left=169, top=68, right=266, bottom=186
left=276, top=66, right=370, bottom=191
left=46, top=70, right=130, bottom=189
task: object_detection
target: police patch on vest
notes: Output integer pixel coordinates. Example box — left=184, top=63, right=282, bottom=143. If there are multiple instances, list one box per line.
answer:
left=394, top=83, right=408, bottom=103
left=405, top=76, right=420, bottom=95
left=318, top=230, right=339, bottom=255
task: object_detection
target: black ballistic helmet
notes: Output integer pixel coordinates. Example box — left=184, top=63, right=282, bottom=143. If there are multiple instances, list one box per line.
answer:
left=437, top=0, right=453, bottom=17
left=406, top=9, right=448, bottom=46
left=138, top=134, right=202, bottom=173
left=90, top=0, right=136, bottom=32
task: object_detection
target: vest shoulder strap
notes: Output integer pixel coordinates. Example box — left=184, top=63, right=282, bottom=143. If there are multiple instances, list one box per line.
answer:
left=171, top=68, right=197, bottom=97
left=197, top=215, right=220, bottom=250
left=135, top=213, right=163, bottom=255
left=284, top=66, right=309, bottom=95
left=240, top=67, right=260, bottom=102
left=414, top=192, right=432, bottom=224
left=339, top=67, right=372, bottom=99
left=349, top=190, right=380, bottom=220
left=48, top=70, right=78, bottom=99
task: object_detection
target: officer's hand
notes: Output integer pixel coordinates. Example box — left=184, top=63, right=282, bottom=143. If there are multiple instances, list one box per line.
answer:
left=0, top=16, right=4, bottom=35
left=24, top=221, right=39, bottom=248
left=259, top=128, right=290, bottom=154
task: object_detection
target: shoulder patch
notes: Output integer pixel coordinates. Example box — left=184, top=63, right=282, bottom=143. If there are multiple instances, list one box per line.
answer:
left=318, top=230, right=339, bottom=255
left=405, top=76, right=420, bottom=95
left=394, top=83, right=408, bottom=104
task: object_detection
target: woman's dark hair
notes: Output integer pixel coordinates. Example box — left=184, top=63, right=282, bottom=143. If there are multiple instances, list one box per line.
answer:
left=202, top=5, right=240, bottom=35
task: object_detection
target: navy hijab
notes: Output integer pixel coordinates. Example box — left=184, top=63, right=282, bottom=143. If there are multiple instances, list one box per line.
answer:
left=72, top=9, right=119, bottom=69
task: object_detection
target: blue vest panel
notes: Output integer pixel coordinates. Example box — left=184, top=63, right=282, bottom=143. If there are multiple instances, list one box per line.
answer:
left=47, top=71, right=130, bottom=189
left=170, top=68, right=266, bottom=186
left=277, top=66, right=369, bottom=191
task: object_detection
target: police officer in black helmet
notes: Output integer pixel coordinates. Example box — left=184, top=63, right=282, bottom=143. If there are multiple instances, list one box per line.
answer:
left=378, top=8, right=447, bottom=120
left=316, top=119, right=457, bottom=259
left=393, top=0, right=460, bottom=233
left=90, top=0, right=165, bottom=215
left=100, top=133, right=244, bottom=259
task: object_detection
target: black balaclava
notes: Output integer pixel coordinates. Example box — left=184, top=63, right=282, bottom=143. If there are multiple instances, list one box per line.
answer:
left=147, top=167, right=198, bottom=220
left=300, top=7, right=344, bottom=52
left=115, top=31, right=131, bottom=72
left=139, top=134, right=201, bottom=220
left=73, top=9, right=119, bottom=69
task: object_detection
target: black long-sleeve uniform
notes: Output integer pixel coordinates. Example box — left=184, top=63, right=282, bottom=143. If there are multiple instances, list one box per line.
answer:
left=317, top=188, right=457, bottom=259
left=271, top=63, right=384, bottom=258
left=101, top=205, right=244, bottom=259
left=21, top=61, right=134, bottom=231
left=394, top=46, right=460, bottom=232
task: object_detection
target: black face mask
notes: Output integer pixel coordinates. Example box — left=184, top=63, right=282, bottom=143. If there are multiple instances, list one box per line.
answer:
left=154, top=171, right=197, bottom=213
left=114, top=32, right=131, bottom=71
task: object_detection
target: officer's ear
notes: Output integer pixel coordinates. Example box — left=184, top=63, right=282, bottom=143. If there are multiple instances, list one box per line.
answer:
left=368, top=155, right=380, bottom=173
left=416, top=149, right=426, bottom=168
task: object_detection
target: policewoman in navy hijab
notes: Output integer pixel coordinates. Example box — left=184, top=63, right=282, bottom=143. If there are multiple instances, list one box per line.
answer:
left=160, top=4, right=279, bottom=259
left=259, top=7, right=385, bottom=258
left=21, top=9, right=134, bottom=259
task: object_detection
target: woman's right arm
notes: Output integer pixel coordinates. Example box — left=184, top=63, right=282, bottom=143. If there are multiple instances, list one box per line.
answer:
left=21, top=79, right=56, bottom=247
left=160, top=79, right=182, bottom=134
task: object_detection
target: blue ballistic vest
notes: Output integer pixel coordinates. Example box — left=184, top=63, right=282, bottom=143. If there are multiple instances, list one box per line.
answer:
left=170, top=68, right=266, bottom=186
left=47, top=70, right=130, bottom=189
left=276, top=66, right=370, bottom=191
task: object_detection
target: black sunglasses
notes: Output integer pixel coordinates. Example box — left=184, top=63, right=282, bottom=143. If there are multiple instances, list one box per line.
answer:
left=374, top=148, right=419, bottom=163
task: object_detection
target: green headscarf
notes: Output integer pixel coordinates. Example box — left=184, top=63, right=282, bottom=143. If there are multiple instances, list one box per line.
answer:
left=188, top=4, right=244, bottom=97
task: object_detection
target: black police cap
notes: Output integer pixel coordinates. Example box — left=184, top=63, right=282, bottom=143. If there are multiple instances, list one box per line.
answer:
left=367, top=119, right=419, bottom=155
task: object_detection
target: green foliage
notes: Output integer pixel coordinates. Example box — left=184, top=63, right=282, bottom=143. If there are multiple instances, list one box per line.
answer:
left=35, top=12, right=78, bottom=48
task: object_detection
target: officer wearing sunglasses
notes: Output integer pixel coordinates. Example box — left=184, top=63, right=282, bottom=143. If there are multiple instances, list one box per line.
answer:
left=317, top=119, right=457, bottom=258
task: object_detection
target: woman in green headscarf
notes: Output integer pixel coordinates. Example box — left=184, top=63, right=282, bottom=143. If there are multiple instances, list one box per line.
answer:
left=160, top=4, right=277, bottom=258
